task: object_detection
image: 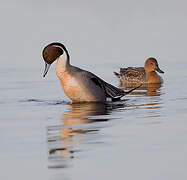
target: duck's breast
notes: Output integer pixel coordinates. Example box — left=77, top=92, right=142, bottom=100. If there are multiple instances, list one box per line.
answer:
left=146, top=72, right=163, bottom=83
left=57, top=71, right=105, bottom=102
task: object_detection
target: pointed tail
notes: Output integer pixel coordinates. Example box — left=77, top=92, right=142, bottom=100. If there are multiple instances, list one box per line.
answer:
left=122, top=84, right=142, bottom=95
left=114, top=71, right=120, bottom=78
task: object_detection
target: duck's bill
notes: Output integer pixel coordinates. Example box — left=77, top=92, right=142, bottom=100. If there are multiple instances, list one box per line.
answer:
left=156, top=66, right=164, bottom=73
left=43, top=62, right=51, bottom=77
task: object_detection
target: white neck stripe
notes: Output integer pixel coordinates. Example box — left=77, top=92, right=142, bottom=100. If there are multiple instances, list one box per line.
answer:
left=53, top=45, right=64, bottom=51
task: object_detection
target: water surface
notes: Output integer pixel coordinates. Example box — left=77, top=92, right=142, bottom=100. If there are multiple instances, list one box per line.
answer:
left=1, top=1, right=187, bottom=180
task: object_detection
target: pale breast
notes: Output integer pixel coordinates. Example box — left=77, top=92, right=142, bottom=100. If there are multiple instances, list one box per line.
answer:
left=58, top=72, right=103, bottom=102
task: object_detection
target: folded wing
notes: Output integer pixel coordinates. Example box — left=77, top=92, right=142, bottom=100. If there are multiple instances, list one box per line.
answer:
left=83, top=71, right=141, bottom=101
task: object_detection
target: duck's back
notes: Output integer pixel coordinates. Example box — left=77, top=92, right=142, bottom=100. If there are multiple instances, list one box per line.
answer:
left=116, top=67, right=146, bottom=84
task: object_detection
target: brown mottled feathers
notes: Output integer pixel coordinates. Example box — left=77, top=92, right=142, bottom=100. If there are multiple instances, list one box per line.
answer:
left=114, top=58, right=164, bottom=85
left=115, top=67, right=146, bottom=83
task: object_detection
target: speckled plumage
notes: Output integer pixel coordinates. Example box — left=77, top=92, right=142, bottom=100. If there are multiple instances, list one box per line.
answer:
left=114, top=58, right=164, bottom=85
left=118, top=67, right=146, bottom=83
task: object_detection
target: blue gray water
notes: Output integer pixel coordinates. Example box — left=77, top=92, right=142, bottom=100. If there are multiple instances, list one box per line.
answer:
left=1, top=1, right=187, bottom=180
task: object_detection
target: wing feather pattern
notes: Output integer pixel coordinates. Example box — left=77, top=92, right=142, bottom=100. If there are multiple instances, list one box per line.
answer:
left=78, top=69, right=141, bottom=101
left=88, top=72, right=140, bottom=100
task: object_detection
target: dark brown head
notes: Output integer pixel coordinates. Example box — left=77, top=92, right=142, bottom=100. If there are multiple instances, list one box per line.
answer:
left=144, top=57, right=164, bottom=73
left=42, top=42, right=69, bottom=77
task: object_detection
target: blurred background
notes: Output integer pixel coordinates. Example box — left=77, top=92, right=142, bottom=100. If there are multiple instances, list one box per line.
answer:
left=1, top=0, right=187, bottom=67
left=0, top=0, right=187, bottom=180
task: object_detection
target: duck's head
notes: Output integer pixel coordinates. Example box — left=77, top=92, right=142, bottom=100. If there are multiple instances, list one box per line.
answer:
left=42, top=42, right=69, bottom=77
left=144, top=57, right=164, bottom=73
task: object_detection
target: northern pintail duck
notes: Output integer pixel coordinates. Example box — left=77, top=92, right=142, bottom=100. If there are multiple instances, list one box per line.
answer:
left=42, top=42, right=140, bottom=103
left=114, top=57, right=164, bottom=85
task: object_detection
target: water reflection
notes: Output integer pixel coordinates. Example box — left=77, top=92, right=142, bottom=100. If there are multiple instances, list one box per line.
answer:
left=121, top=83, right=162, bottom=96
left=47, top=84, right=164, bottom=169
left=47, top=102, right=125, bottom=169
left=121, top=83, right=164, bottom=120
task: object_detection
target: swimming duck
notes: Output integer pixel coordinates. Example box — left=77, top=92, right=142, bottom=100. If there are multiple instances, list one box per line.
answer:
left=42, top=42, right=140, bottom=103
left=114, top=57, right=164, bottom=85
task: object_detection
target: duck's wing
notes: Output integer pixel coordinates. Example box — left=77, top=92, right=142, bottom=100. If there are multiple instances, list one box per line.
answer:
left=120, top=67, right=145, bottom=75
left=114, top=67, right=144, bottom=76
left=81, top=70, right=140, bottom=100
left=118, top=67, right=146, bottom=82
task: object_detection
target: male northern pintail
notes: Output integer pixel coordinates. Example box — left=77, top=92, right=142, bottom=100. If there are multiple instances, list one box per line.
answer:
left=42, top=42, right=140, bottom=103
left=114, top=57, right=164, bottom=85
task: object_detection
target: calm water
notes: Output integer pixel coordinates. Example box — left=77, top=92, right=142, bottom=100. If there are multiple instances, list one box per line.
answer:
left=1, top=1, right=187, bottom=180
left=1, top=60, right=187, bottom=180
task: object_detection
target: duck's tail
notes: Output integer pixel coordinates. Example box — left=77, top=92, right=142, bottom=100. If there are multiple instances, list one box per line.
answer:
left=122, top=84, right=142, bottom=95
left=112, top=84, right=142, bottom=101
left=114, top=71, right=120, bottom=78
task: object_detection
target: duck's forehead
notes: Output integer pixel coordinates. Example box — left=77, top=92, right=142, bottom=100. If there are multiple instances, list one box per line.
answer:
left=43, top=45, right=63, bottom=64
left=43, top=46, right=57, bottom=57
left=148, top=58, right=157, bottom=64
left=50, top=42, right=65, bottom=51
left=48, top=45, right=63, bottom=53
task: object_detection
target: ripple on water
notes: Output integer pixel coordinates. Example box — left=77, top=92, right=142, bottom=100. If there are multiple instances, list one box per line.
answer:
left=46, top=102, right=128, bottom=169
left=18, top=89, right=164, bottom=169
left=19, top=99, right=70, bottom=106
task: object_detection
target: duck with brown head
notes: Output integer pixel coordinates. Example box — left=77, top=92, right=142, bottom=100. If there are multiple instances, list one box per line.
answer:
left=42, top=42, right=140, bottom=103
left=43, top=43, right=69, bottom=77
left=114, top=57, right=164, bottom=86
left=144, top=58, right=164, bottom=74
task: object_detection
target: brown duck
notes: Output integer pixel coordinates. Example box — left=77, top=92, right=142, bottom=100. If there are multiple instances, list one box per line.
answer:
left=114, top=57, right=164, bottom=85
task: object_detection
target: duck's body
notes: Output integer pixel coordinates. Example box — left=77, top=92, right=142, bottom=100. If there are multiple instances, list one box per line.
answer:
left=114, top=58, right=164, bottom=85
left=42, top=42, right=139, bottom=103
left=56, top=59, right=106, bottom=102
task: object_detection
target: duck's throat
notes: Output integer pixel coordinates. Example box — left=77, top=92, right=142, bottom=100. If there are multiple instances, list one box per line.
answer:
left=56, top=54, right=70, bottom=77
left=146, top=71, right=160, bottom=83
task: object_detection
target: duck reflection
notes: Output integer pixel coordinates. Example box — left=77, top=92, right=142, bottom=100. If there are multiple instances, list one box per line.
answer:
left=120, top=83, right=164, bottom=119
left=47, top=102, right=125, bottom=168
left=62, top=102, right=110, bottom=124
left=121, top=83, right=162, bottom=96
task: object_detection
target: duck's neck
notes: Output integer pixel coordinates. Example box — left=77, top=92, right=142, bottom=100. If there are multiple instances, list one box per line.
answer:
left=56, top=53, right=70, bottom=77
left=146, top=71, right=161, bottom=83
